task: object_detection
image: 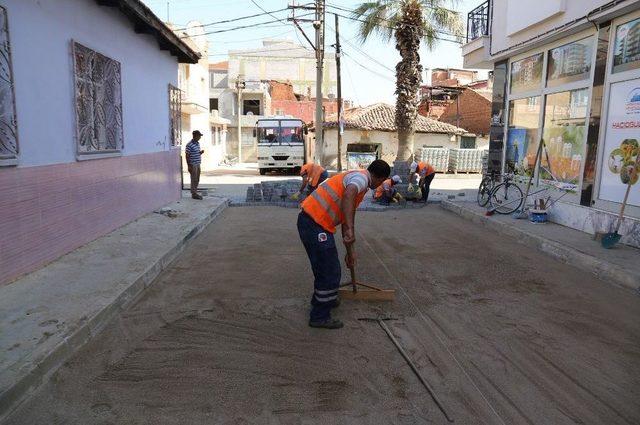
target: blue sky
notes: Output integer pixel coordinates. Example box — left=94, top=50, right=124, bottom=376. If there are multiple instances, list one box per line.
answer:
left=142, top=0, right=488, bottom=105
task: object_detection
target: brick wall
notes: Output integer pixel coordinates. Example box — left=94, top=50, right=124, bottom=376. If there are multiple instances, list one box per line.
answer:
left=272, top=99, right=338, bottom=124
left=0, top=150, right=181, bottom=285
left=268, top=80, right=297, bottom=101
left=438, top=89, right=491, bottom=136
left=418, top=99, right=452, bottom=120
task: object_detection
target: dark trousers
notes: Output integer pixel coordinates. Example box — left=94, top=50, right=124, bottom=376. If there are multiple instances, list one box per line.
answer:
left=378, top=189, right=397, bottom=205
left=420, top=173, right=435, bottom=202
left=297, top=212, right=341, bottom=322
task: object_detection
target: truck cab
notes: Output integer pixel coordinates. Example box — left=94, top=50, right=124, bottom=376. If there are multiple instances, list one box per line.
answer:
left=255, top=118, right=306, bottom=175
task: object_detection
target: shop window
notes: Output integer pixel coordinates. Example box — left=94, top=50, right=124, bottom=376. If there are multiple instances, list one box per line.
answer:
left=0, top=6, right=18, bottom=162
left=73, top=41, right=123, bottom=155
left=169, top=85, right=182, bottom=146
left=539, top=88, right=589, bottom=191
left=547, top=37, right=593, bottom=87
left=243, top=99, right=260, bottom=115
left=510, top=53, right=543, bottom=94
left=613, top=17, right=640, bottom=73
left=506, top=96, right=541, bottom=175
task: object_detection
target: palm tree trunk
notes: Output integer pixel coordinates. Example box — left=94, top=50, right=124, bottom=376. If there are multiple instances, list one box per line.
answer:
left=394, top=0, right=423, bottom=162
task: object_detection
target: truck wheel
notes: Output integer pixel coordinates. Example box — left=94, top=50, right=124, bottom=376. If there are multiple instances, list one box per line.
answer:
left=259, top=168, right=267, bottom=175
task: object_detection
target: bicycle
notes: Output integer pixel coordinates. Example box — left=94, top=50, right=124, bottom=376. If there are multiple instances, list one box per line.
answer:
left=488, top=173, right=525, bottom=214
left=477, top=170, right=499, bottom=207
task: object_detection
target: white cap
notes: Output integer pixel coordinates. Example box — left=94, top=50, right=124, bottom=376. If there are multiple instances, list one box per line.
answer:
left=391, top=175, right=402, bottom=184
left=410, top=161, right=418, bottom=172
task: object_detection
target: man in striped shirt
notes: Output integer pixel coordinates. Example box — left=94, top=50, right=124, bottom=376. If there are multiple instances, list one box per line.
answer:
left=185, top=130, right=204, bottom=200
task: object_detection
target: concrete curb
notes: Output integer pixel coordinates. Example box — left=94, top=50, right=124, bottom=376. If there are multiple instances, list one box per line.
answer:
left=440, top=200, right=639, bottom=292
left=0, top=200, right=228, bottom=422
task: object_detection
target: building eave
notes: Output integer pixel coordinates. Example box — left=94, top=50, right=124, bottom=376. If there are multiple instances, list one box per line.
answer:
left=94, top=0, right=201, bottom=63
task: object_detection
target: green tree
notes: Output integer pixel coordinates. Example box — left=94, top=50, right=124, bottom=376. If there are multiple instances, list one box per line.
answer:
left=353, top=0, right=462, bottom=161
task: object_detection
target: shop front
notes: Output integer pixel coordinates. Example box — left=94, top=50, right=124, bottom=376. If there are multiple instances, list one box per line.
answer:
left=495, top=9, right=640, bottom=247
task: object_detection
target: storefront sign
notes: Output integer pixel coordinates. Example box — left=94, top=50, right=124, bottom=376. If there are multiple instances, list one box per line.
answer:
left=599, top=77, right=640, bottom=206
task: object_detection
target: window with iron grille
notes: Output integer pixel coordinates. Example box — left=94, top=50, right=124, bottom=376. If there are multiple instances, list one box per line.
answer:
left=0, top=6, right=18, bottom=163
left=73, top=41, right=123, bottom=156
left=169, top=84, right=182, bottom=146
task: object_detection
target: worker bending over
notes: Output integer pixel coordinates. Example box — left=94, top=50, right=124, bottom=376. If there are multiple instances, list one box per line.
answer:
left=410, top=161, right=436, bottom=203
left=297, top=159, right=391, bottom=329
left=374, top=175, right=403, bottom=205
left=293, top=163, right=328, bottom=200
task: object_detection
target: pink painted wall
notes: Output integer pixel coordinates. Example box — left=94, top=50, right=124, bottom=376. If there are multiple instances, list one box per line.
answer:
left=0, top=150, right=181, bottom=285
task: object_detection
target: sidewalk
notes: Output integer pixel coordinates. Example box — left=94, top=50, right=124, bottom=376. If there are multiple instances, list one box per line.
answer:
left=0, top=194, right=227, bottom=421
left=441, top=200, right=640, bottom=291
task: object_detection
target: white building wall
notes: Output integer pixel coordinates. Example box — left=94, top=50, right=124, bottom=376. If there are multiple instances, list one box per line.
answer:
left=490, top=0, right=620, bottom=54
left=323, top=129, right=456, bottom=169
left=6, top=0, right=178, bottom=167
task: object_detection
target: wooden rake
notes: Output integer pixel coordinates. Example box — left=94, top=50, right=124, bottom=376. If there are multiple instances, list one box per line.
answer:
left=338, top=245, right=395, bottom=301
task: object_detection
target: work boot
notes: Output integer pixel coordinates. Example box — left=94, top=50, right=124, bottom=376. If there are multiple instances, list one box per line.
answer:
left=309, top=318, right=344, bottom=329
left=192, top=193, right=203, bottom=200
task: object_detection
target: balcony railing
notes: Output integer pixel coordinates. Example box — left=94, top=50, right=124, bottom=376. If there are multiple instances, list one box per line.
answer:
left=466, top=1, right=490, bottom=43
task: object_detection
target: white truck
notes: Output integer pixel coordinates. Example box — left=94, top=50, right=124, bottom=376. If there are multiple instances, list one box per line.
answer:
left=255, top=118, right=307, bottom=175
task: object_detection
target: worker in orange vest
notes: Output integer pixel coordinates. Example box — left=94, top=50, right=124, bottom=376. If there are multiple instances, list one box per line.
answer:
left=297, top=159, right=391, bottom=329
left=296, top=163, right=328, bottom=198
left=374, top=175, right=403, bottom=205
left=410, top=160, right=436, bottom=203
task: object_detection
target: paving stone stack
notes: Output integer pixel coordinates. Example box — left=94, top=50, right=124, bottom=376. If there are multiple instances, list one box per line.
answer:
left=449, top=149, right=484, bottom=173
left=418, top=148, right=449, bottom=172
left=245, top=179, right=302, bottom=203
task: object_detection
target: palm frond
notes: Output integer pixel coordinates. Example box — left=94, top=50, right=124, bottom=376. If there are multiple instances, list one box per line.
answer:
left=352, top=0, right=399, bottom=43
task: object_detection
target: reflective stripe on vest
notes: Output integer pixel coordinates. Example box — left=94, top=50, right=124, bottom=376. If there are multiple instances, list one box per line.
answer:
left=301, top=170, right=368, bottom=233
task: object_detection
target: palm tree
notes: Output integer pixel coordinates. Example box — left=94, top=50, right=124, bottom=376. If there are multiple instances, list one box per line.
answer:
left=353, top=0, right=462, bottom=161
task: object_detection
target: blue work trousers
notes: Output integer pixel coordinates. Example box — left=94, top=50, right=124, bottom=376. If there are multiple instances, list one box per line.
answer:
left=297, top=211, right=341, bottom=322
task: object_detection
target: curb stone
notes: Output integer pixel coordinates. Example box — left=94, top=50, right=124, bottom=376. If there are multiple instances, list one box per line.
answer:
left=440, top=200, right=639, bottom=292
left=0, top=200, right=228, bottom=422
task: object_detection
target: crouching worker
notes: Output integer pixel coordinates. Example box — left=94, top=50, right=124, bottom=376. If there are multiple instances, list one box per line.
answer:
left=374, top=175, right=403, bottom=205
left=297, top=160, right=391, bottom=329
left=410, top=161, right=436, bottom=203
left=291, top=163, right=328, bottom=201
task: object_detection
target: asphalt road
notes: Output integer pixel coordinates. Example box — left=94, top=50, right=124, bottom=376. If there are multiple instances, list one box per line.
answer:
left=6, top=206, right=640, bottom=424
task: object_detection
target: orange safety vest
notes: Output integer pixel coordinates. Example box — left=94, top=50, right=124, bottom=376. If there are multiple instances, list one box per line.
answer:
left=417, top=161, right=435, bottom=177
left=374, top=178, right=392, bottom=199
left=301, top=170, right=369, bottom=233
left=300, top=163, right=325, bottom=187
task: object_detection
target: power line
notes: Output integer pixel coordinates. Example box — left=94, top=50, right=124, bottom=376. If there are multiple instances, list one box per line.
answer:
left=179, top=19, right=290, bottom=38
left=342, top=51, right=395, bottom=82
left=172, top=7, right=290, bottom=31
left=248, top=0, right=311, bottom=51
left=327, top=23, right=395, bottom=73
left=326, top=2, right=460, bottom=20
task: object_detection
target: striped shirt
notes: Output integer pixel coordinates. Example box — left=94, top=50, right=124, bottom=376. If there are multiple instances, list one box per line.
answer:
left=343, top=170, right=370, bottom=194
left=185, top=140, right=202, bottom=165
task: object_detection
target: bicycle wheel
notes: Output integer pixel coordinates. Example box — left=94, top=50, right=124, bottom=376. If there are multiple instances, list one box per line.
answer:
left=490, top=182, right=523, bottom=214
left=477, top=177, right=493, bottom=207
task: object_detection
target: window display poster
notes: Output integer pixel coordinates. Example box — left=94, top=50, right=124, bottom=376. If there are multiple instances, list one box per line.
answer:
left=613, top=17, right=640, bottom=73
left=506, top=128, right=536, bottom=175
left=547, top=38, right=592, bottom=86
left=599, top=78, right=640, bottom=206
left=510, top=53, right=543, bottom=94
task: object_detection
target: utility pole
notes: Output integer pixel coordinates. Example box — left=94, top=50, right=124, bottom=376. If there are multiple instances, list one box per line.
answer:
left=334, top=13, right=343, bottom=171
left=313, top=0, right=325, bottom=165
left=236, top=75, right=245, bottom=163
left=288, top=0, right=325, bottom=165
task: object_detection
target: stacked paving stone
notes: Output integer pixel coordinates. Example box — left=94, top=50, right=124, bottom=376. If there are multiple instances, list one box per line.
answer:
left=245, top=179, right=302, bottom=203
left=417, top=148, right=449, bottom=172
left=449, top=149, right=484, bottom=173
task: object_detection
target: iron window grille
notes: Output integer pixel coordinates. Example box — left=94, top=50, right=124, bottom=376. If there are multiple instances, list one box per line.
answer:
left=169, top=84, right=182, bottom=146
left=0, top=6, right=18, bottom=162
left=72, top=41, right=124, bottom=156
